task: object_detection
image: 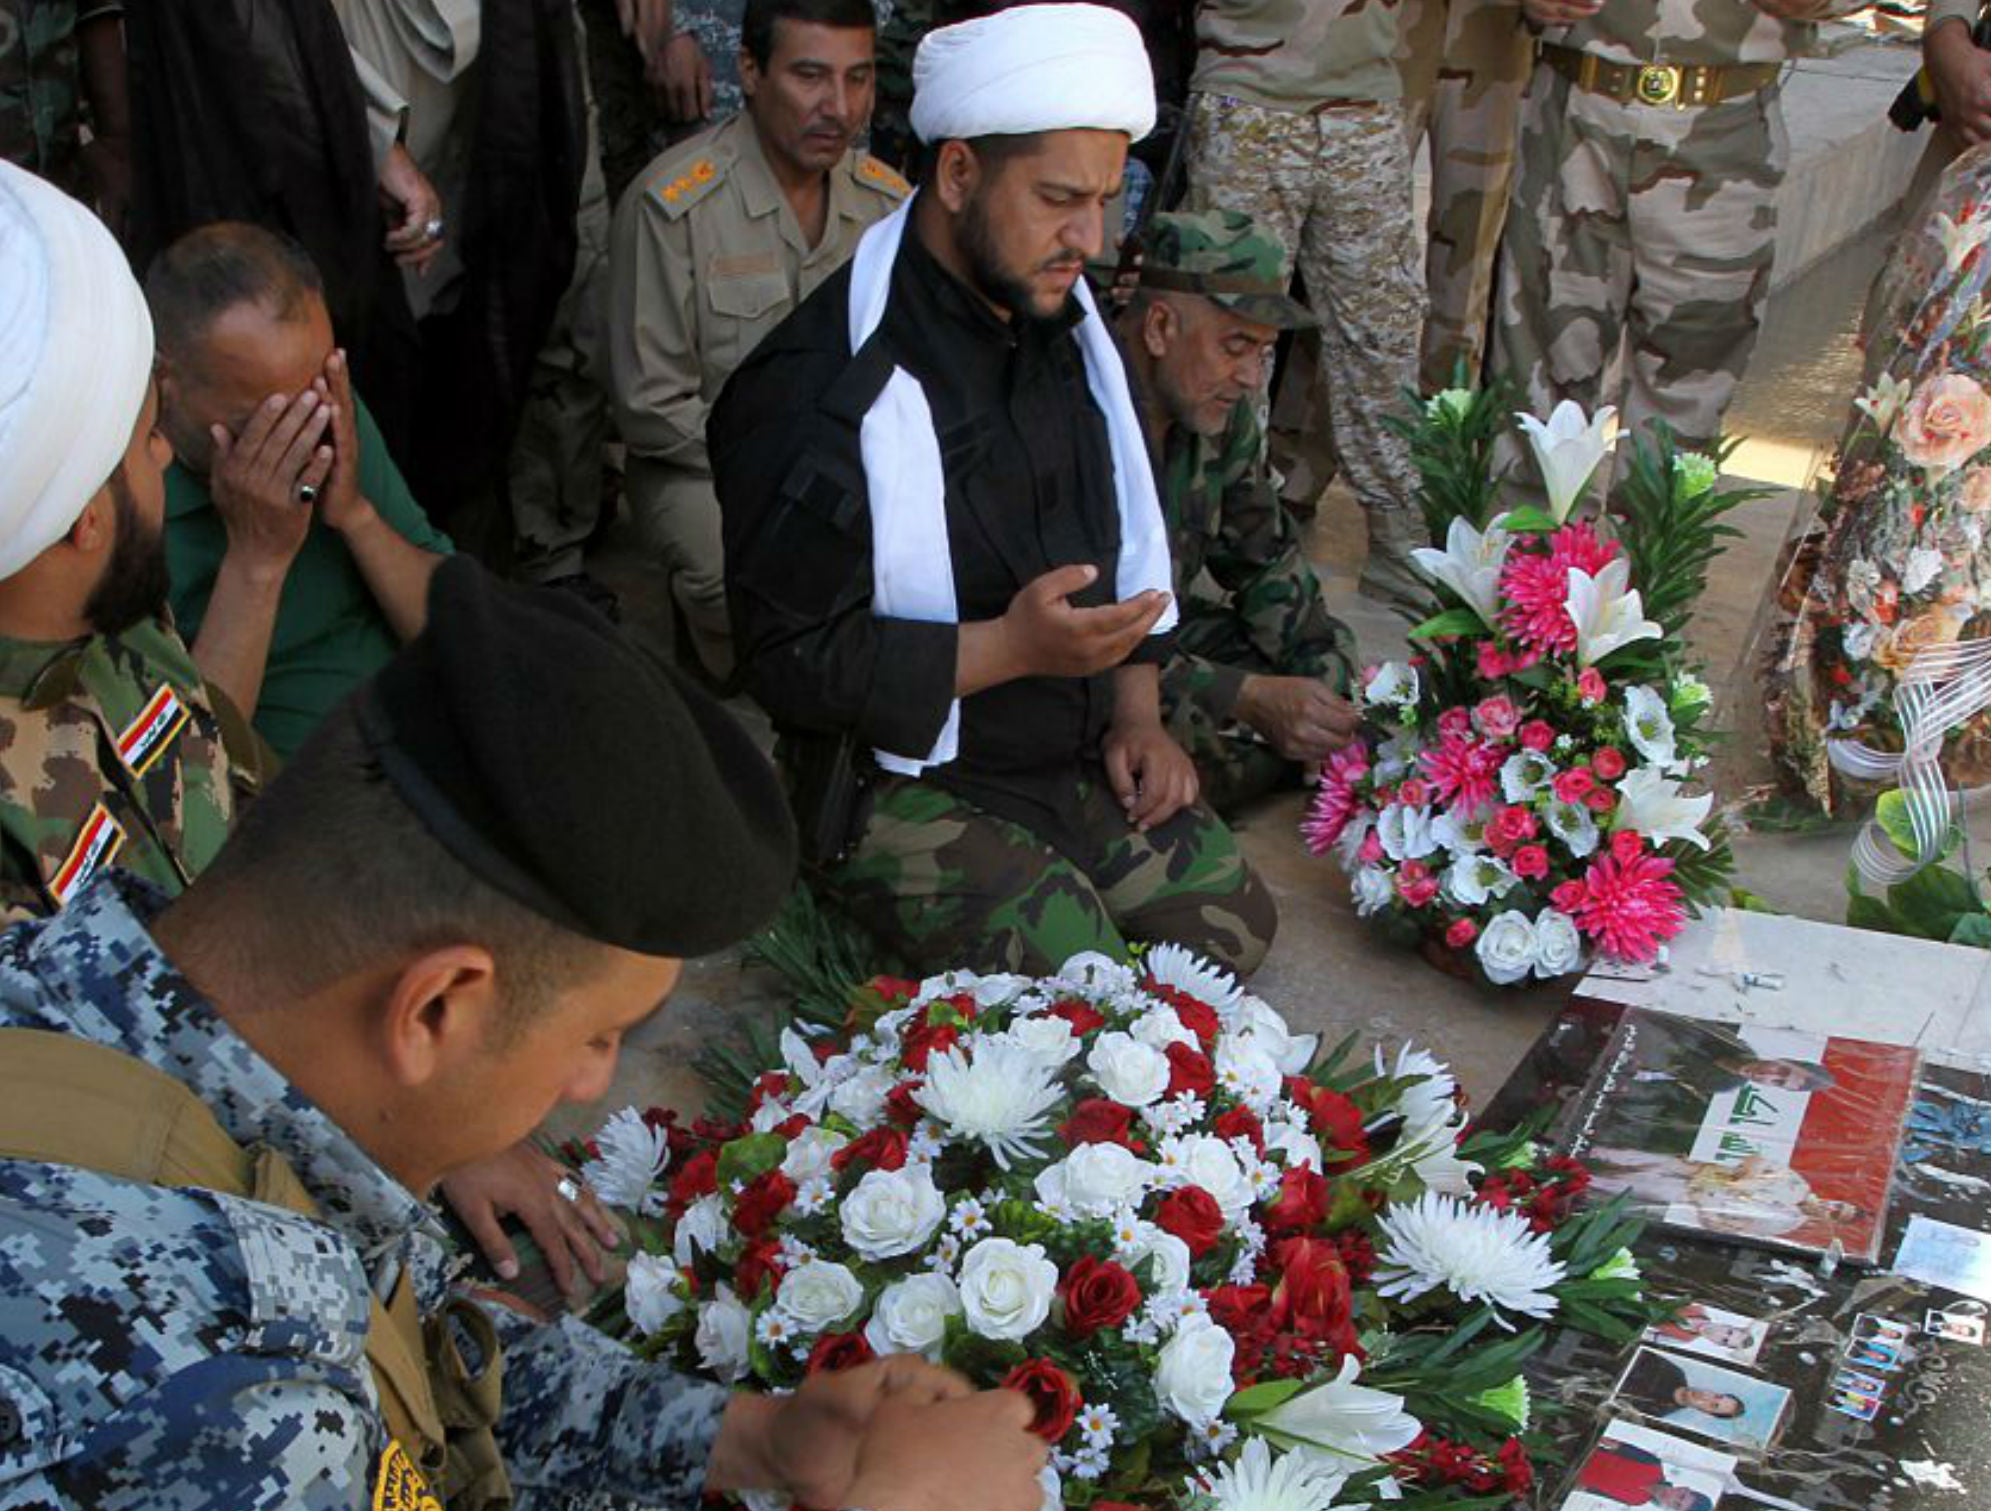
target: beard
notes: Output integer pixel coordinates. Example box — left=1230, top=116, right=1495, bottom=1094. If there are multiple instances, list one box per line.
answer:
left=83, top=467, right=173, bottom=637
left=958, top=191, right=1081, bottom=328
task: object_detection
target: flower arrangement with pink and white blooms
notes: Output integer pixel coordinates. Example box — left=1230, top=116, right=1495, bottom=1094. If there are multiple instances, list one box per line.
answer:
left=1305, top=393, right=1743, bottom=986
left=570, top=947, right=1661, bottom=1509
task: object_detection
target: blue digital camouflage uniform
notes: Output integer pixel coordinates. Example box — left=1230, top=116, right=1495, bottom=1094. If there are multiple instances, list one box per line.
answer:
left=0, top=874, right=730, bottom=1510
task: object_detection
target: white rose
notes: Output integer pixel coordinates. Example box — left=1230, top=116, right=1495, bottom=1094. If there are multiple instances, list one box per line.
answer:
left=840, top=1166, right=947, bottom=1260
left=1035, top=1143, right=1156, bottom=1216
left=695, top=1285, right=752, bottom=1383
left=1004, top=1014, right=1081, bottom=1067
left=1168, top=1135, right=1254, bottom=1218
left=777, top=1259, right=866, bottom=1332
left=1153, top=1315, right=1236, bottom=1424
left=781, top=1125, right=850, bottom=1183
left=1226, top=996, right=1316, bottom=1075
left=673, top=1193, right=728, bottom=1269
left=1213, top=1036, right=1283, bottom=1109
left=829, top=1066, right=895, bottom=1128
left=624, top=1252, right=686, bottom=1336
left=1056, top=952, right=1138, bottom=997
left=864, top=1272, right=963, bottom=1359
left=1351, top=865, right=1395, bottom=918
left=1533, top=909, right=1585, bottom=978
left=1119, top=1220, right=1192, bottom=1292
left=1262, top=1121, right=1324, bottom=1173
left=957, top=1237, right=1059, bottom=1341
left=1087, top=1031, right=1171, bottom=1108
left=1474, top=909, right=1540, bottom=986
left=1130, top=1005, right=1197, bottom=1050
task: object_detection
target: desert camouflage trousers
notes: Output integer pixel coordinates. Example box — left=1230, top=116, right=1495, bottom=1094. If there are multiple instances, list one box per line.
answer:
left=828, top=773, right=1277, bottom=977
left=1490, top=67, right=1789, bottom=492
left=1182, top=94, right=1425, bottom=580
left=1398, top=0, right=1534, bottom=391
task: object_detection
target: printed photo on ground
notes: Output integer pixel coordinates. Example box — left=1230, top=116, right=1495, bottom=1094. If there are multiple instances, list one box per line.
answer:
left=1612, top=1346, right=1792, bottom=1454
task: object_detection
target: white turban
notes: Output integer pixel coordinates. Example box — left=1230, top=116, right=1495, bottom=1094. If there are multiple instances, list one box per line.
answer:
left=911, top=3, right=1156, bottom=146
left=0, top=160, right=155, bottom=581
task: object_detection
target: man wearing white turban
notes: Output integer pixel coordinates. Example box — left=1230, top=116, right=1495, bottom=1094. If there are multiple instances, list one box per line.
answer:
left=714, top=4, right=1277, bottom=977
left=0, top=161, right=269, bottom=921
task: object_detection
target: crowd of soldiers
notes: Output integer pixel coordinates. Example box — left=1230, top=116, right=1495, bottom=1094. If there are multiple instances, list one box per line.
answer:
left=0, top=0, right=1985, bottom=1505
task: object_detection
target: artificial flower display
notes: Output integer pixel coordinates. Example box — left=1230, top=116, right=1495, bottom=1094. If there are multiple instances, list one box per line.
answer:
left=568, top=948, right=1660, bottom=1507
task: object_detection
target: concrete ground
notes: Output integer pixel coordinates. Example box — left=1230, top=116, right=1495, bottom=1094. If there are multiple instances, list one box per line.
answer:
left=549, top=36, right=1975, bottom=1143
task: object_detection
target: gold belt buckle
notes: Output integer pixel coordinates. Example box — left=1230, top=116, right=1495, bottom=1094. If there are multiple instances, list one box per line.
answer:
left=1635, top=63, right=1682, bottom=106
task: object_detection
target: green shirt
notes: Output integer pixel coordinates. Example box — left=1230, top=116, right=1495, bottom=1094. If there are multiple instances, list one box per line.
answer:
left=0, top=614, right=264, bottom=923
left=165, top=397, right=451, bottom=758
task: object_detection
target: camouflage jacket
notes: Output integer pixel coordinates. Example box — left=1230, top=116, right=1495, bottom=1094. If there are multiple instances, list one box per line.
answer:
left=0, top=0, right=120, bottom=195
left=1157, top=398, right=1354, bottom=720
left=0, top=875, right=732, bottom=1509
left=0, top=616, right=267, bottom=927
left=1547, top=0, right=1869, bottom=68
left=1192, top=0, right=1405, bottom=110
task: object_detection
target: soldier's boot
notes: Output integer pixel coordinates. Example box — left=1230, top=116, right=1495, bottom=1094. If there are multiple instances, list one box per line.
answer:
left=1357, top=504, right=1432, bottom=612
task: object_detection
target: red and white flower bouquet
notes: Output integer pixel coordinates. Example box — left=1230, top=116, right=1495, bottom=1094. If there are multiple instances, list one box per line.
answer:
left=1305, top=395, right=1742, bottom=986
left=572, top=947, right=1660, bottom=1508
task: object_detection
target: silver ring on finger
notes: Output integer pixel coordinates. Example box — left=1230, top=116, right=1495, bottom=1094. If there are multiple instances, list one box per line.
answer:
left=423, top=216, right=445, bottom=240
left=555, top=1175, right=584, bottom=1204
left=296, top=483, right=319, bottom=505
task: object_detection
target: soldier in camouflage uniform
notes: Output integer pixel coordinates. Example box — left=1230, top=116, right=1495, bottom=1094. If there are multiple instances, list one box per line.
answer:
left=0, top=559, right=1044, bottom=1510
left=1115, top=210, right=1360, bottom=814
left=1181, top=0, right=1429, bottom=610
left=0, top=0, right=128, bottom=219
left=1396, top=0, right=1534, bottom=393
left=1489, top=0, right=1865, bottom=493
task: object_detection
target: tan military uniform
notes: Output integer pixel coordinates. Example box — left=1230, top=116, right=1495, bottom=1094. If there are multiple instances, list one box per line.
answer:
left=607, top=111, right=909, bottom=679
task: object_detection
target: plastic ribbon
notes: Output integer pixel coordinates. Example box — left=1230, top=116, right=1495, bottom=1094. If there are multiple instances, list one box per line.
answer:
left=1827, top=636, right=1992, bottom=888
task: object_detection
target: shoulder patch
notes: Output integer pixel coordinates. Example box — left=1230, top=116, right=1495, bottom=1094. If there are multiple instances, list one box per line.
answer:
left=372, top=1438, right=443, bottom=1510
left=218, top=1192, right=371, bottom=1367
left=855, top=154, right=911, bottom=200
left=647, top=157, right=728, bottom=219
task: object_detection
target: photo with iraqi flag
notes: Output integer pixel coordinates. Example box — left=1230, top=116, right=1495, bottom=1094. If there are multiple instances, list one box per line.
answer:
left=1553, top=1007, right=1920, bottom=1265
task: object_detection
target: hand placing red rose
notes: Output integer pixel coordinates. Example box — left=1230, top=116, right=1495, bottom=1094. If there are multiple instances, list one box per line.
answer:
left=1001, top=1358, right=1083, bottom=1442
left=1153, top=1185, right=1226, bottom=1257
left=1059, top=1255, right=1143, bottom=1336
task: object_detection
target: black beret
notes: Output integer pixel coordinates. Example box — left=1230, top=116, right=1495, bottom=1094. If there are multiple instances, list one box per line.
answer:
left=356, top=557, right=797, bottom=957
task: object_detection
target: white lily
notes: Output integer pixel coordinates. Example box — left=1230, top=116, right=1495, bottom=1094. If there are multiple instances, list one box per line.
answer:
left=1854, top=373, right=1913, bottom=436
left=1257, top=1355, right=1424, bottom=1464
left=1565, top=559, right=1661, bottom=666
left=1611, top=766, right=1713, bottom=850
left=1516, top=401, right=1617, bottom=522
left=1409, top=514, right=1512, bottom=628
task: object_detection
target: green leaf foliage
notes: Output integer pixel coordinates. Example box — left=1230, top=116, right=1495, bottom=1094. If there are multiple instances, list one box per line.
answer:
left=1383, top=374, right=1517, bottom=540
left=1611, top=427, right=1761, bottom=641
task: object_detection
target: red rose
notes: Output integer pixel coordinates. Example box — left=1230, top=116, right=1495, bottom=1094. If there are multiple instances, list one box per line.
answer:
left=884, top=1080, right=925, bottom=1127
left=1153, top=1185, right=1226, bottom=1257
left=1576, top=667, right=1607, bottom=703
left=1438, top=706, right=1473, bottom=740
left=1475, top=695, right=1521, bottom=740
left=1204, top=1283, right=1274, bottom=1342
left=1164, top=1041, right=1216, bottom=1099
left=732, top=1169, right=797, bottom=1237
left=1155, top=990, right=1223, bottom=1049
left=1551, top=768, right=1595, bottom=804
left=1283, top=1078, right=1371, bottom=1170
left=1511, top=843, right=1550, bottom=880
left=1060, top=1255, right=1143, bottom=1336
left=745, top=1070, right=791, bottom=1113
left=1590, top=746, right=1627, bottom=780
left=872, top=975, right=922, bottom=1005
left=668, top=1147, right=720, bottom=1209
left=1269, top=1235, right=1352, bottom=1343
left=1212, top=1104, right=1265, bottom=1153
left=774, top=1113, right=811, bottom=1140
left=1609, top=828, right=1645, bottom=864
left=1551, top=879, right=1588, bottom=912
left=1261, top=1165, right=1330, bottom=1235
left=1059, top=1097, right=1142, bottom=1151
left=734, top=1236, right=785, bottom=1301
left=1518, top=719, right=1556, bottom=752
left=1444, top=917, right=1479, bottom=949
left=1397, top=777, right=1433, bottom=808
left=806, top=1330, right=876, bottom=1375
left=900, top=1019, right=961, bottom=1072
left=1484, top=805, right=1538, bottom=855
left=1047, top=998, right=1106, bottom=1037
left=1331, top=1228, right=1377, bottom=1285
left=831, top=1127, right=909, bottom=1176
left=1498, top=1437, right=1534, bottom=1496
left=1001, top=1358, right=1083, bottom=1443
left=1585, top=786, right=1618, bottom=815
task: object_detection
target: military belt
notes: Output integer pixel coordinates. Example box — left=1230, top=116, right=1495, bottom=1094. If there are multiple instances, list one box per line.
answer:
left=1541, top=44, right=1781, bottom=108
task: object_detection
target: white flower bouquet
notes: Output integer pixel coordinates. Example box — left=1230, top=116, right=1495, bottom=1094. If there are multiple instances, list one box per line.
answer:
left=569, top=947, right=1662, bottom=1507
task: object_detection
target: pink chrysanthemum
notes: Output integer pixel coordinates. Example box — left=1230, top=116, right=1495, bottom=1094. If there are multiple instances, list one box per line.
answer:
left=1302, top=746, right=1371, bottom=854
left=1563, top=850, right=1686, bottom=964
left=1498, top=523, right=1620, bottom=656
left=1417, top=732, right=1505, bottom=815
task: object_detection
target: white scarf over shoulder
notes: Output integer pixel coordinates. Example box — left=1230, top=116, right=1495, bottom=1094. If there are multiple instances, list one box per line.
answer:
left=849, top=196, right=1178, bottom=777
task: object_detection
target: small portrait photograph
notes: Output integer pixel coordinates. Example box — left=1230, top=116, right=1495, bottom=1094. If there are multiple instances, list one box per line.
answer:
left=1925, top=1307, right=1988, bottom=1345
left=1846, top=1337, right=1903, bottom=1373
left=1832, top=1367, right=1887, bottom=1397
left=1826, top=1385, right=1883, bottom=1423
left=1644, top=1301, right=1770, bottom=1366
left=1613, top=1346, right=1792, bottom=1453
left=1853, top=1313, right=1913, bottom=1346
left=1561, top=1417, right=1736, bottom=1511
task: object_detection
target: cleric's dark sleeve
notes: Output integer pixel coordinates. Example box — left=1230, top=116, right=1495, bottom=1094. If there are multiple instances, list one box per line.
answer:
left=710, top=341, right=957, bottom=757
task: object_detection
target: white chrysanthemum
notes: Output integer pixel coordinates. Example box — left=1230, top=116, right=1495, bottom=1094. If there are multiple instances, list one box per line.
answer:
left=1374, top=1192, right=1567, bottom=1325
left=577, top=1108, right=669, bottom=1215
left=1258, top=1354, right=1422, bottom=1463
left=914, top=1039, right=1063, bottom=1169
left=1192, top=1436, right=1352, bottom=1511
left=1143, top=942, right=1243, bottom=1012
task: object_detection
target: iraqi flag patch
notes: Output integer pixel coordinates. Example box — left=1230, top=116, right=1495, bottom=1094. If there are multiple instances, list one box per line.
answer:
left=50, top=802, right=126, bottom=906
left=116, top=683, right=189, bottom=776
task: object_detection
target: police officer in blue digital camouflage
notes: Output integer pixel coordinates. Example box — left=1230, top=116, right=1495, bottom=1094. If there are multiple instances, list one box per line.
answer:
left=0, top=167, right=1047, bottom=1511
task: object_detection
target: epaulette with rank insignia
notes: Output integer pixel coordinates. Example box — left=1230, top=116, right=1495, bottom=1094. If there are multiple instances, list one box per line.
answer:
left=854, top=154, right=912, bottom=200
left=646, top=156, right=728, bottom=220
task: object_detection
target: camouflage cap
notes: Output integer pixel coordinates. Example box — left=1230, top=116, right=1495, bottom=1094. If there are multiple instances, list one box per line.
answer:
left=1136, top=209, right=1316, bottom=330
